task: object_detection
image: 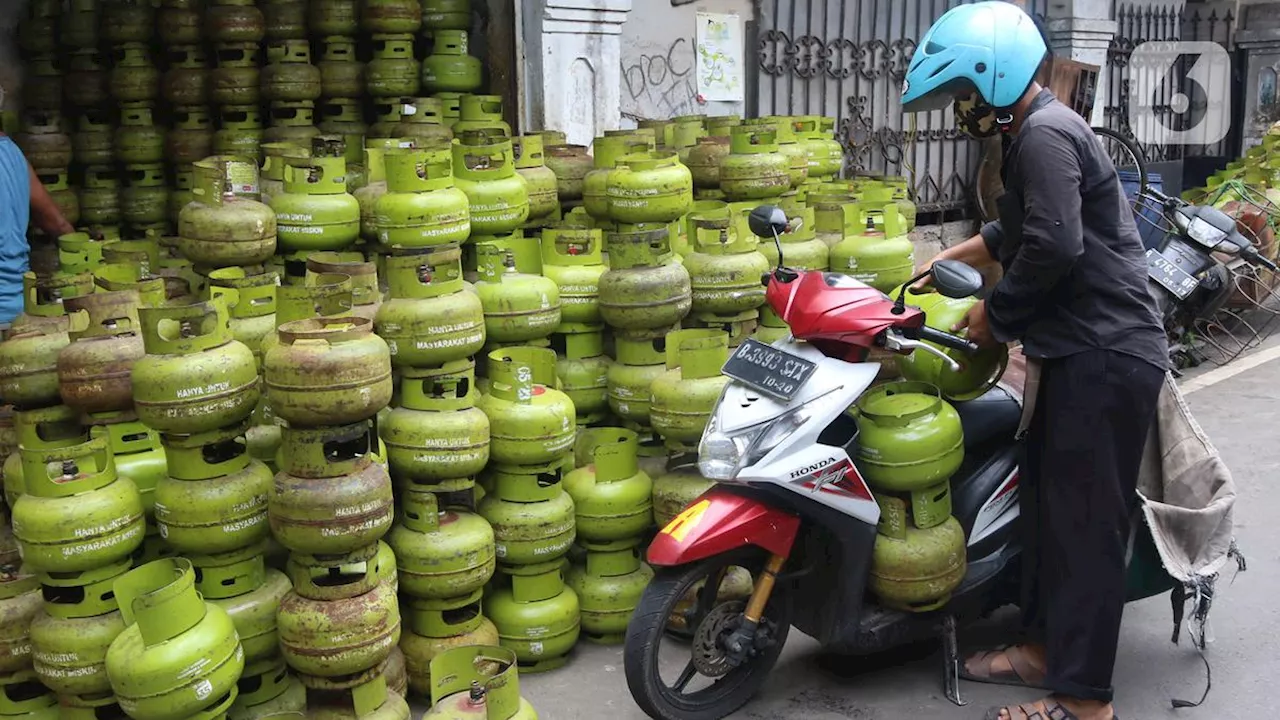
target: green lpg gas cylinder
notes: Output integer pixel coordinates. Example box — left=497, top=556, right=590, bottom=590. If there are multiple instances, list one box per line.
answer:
left=369, top=102, right=408, bottom=139
left=310, top=0, right=359, bottom=35
left=38, top=171, right=79, bottom=228
left=757, top=205, right=827, bottom=270
left=400, top=591, right=499, bottom=696
left=57, top=291, right=146, bottom=415
left=719, top=125, right=791, bottom=201
left=57, top=232, right=105, bottom=276
left=153, top=421, right=272, bottom=554
left=473, top=243, right=560, bottom=343
left=485, top=563, right=579, bottom=673
left=376, top=147, right=471, bottom=249
left=12, top=435, right=144, bottom=574
left=265, top=317, right=392, bottom=426
left=29, top=560, right=130, bottom=700
left=97, top=418, right=166, bottom=521
left=109, top=44, right=160, bottom=103
left=754, top=304, right=791, bottom=345
left=433, top=92, right=463, bottom=129
left=208, top=267, right=279, bottom=369
left=895, top=292, right=1008, bottom=401
left=105, top=558, right=243, bottom=720
left=375, top=247, right=485, bottom=367
left=115, top=104, right=165, bottom=165
left=551, top=324, right=610, bottom=424
left=704, top=115, right=742, bottom=137
left=421, top=31, right=484, bottom=94
left=63, top=0, right=100, bottom=49
left=754, top=117, right=809, bottom=189
left=478, top=347, right=576, bottom=466
left=179, top=157, right=278, bottom=266
left=212, top=43, right=263, bottom=107
left=513, top=135, right=559, bottom=225
left=544, top=144, right=592, bottom=202
left=583, top=135, right=652, bottom=221
left=264, top=101, right=321, bottom=147
left=317, top=102, right=371, bottom=191
left=78, top=166, right=122, bottom=228
left=423, top=0, right=471, bottom=30
left=166, top=106, right=215, bottom=165
left=793, top=116, right=844, bottom=181
left=598, top=224, right=691, bottom=331
left=829, top=203, right=914, bottom=293
left=190, top=544, right=292, bottom=665
left=272, top=136, right=361, bottom=252
left=119, top=165, right=169, bottom=230
left=304, top=253, right=380, bottom=321
left=205, top=0, right=266, bottom=42
left=389, top=490, right=495, bottom=599
left=133, top=299, right=260, bottom=434
left=213, top=105, right=265, bottom=163
left=73, top=110, right=114, bottom=167
left=807, top=188, right=856, bottom=249
left=269, top=421, right=394, bottom=555
left=420, top=645, right=537, bottom=719
left=382, top=360, right=490, bottom=492
left=0, top=570, right=41, bottom=676
left=262, top=39, right=322, bottom=102
left=277, top=545, right=402, bottom=679
left=228, top=658, right=307, bottom=720
left=650, top=329, right=730, bottom=446
left=564, top=428, right=653, bottom=542
left=685, top=208, right=769, bottom=315
left=870, top=516, right=966, bottom=612
left=0, top=671, right=58, bottom=719
left=356, top=138, right=416, bottom=242
left=0, top=323, right=69, bottom=410
left=885, top=176, right=917, bottom=231
left=93, top=263, right=169, bottom=309
left=397, top=98, right=455, bottom=148
left=855, top=381, right=964, bottom=492
left=454, top=95, right=511, bottom=136
left=3, top=405, right=87, bottom=508
left=540, top=226, right=605, bottom=325
left=468, top=231, right=541, bottom=276
left=308, top=675, right=409, bottom=720
left=367, top=34, right=421, bottom=98
left=261, top=142, right=311, bottom=204
left=478, top=459, right=576, bottom=565
left=651, top=457, right=714, bottom=527
left=566, top=538, right=653, bottom=644
left=160, top=47, right=208, bottom=108
left=607, top=151, right=693, bottom=225
left=606, top=335, right=666, bottom=426
left=14, top=112, right=70, bottom=172
left=453, top=135, right=530, bottom=235
left=318, top=38, right=366, bottom=100
left=10, top=270, right=95, bottom=335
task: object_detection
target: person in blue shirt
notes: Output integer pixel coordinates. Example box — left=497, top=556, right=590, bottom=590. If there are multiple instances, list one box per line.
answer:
left=0, top=132, right=77, bottom=328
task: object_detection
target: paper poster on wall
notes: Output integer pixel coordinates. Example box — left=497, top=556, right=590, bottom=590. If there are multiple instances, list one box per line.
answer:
left=696, top=12, right=744, bottom=103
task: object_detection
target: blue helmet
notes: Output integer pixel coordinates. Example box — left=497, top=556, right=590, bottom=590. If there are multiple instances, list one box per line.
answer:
left=901, top=1, right=1047, bottom=113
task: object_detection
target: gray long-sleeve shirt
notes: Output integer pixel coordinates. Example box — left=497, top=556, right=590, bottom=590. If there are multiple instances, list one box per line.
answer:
left=979, top=90, right=1167, bottom=369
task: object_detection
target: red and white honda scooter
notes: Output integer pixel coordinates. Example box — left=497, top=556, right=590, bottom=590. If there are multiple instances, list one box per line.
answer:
left=623, top=205, right=1025, bottom=720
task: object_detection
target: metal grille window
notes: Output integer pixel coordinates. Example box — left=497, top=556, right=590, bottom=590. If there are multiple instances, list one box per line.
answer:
left=756, top=0, right=1049, bottom=218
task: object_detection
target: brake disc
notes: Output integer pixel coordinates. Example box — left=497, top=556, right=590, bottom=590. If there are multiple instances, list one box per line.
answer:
left=691, top=600, right=746, bottom=677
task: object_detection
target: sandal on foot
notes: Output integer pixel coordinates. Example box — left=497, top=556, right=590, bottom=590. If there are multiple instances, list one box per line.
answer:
left=961, top=645, right=1048, bottom=690
left=982, top=700, right=1121, bottom=720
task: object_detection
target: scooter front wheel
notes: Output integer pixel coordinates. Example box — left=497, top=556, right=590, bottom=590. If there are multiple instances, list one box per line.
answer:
left=623, top=550, right=792, bottom=720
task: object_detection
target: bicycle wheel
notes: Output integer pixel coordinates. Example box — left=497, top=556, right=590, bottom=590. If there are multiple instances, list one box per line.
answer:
left=1093, top=125, right=1151, bottom=219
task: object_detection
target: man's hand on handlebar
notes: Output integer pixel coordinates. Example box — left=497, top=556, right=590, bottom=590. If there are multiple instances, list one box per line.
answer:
left=951, top=299, right=997, bottom=348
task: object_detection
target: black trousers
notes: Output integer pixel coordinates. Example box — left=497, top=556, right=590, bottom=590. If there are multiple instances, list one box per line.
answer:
left=1019, top=349, right=1165, bottom=704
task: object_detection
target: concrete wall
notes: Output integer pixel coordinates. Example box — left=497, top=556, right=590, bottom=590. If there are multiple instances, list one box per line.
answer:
left=617, top=0, right=753, bottom=124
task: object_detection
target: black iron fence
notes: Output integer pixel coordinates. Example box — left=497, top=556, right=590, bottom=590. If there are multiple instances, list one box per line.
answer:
left=755, top=0, right=1049, bottom=217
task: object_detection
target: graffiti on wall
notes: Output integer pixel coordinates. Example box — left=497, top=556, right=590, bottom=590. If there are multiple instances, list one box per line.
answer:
left=621, top=36, right=700, bottom=119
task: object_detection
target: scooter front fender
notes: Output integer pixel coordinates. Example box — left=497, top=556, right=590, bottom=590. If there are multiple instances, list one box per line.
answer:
left=647, top=487, right=801, bottom=567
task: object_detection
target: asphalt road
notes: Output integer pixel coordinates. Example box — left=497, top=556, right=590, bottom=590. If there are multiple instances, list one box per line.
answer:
left=500, top=340, right=1280, bottom=720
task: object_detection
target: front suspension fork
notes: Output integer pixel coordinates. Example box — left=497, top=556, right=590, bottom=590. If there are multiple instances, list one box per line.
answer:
left=723, top=553, right=788, bottom=660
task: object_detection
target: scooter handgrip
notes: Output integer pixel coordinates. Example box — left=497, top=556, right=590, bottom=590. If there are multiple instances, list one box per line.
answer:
left=919, top=325, right=979, bottom=354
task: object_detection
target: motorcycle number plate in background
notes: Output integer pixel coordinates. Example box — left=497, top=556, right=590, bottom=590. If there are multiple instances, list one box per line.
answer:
left=1146, top=248, right=1199, bottom=300
left=662, top=499, right=711, bottom=542
left=721, top=339, right=817, bottom=402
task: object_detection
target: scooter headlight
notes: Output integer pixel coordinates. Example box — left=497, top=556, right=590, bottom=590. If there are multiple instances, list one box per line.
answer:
left=698, top=390, right=836, bottom=480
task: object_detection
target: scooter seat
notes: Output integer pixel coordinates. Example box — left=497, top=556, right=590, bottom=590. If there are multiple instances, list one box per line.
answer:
left=952, top=385, right=1022, bottom=448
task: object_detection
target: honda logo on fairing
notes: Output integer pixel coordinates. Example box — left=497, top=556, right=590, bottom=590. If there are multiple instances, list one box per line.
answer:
left=789, top=457, right=839, bottom=479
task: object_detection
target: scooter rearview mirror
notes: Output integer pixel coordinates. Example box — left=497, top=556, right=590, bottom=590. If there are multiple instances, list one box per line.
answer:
left=748, top=204, right=788, bottom=273
left=931, top=260, right=985, bottom=299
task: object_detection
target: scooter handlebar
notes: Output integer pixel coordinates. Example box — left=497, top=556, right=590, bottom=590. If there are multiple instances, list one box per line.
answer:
left=918, top=325, right=980, bottom=354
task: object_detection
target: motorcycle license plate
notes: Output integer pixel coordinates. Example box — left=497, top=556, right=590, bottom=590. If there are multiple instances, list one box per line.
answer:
left=1146, top=248, right=1199, bottom=300
left=721, top=338, right=818, bottom=402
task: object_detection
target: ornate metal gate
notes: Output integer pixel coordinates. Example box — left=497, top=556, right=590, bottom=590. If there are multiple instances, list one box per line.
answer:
left=756, top=0, right=1049, bottom=216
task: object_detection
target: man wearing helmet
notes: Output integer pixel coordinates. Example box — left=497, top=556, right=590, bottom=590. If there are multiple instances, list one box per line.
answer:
left=902, top=3, right=1168, bottom=720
